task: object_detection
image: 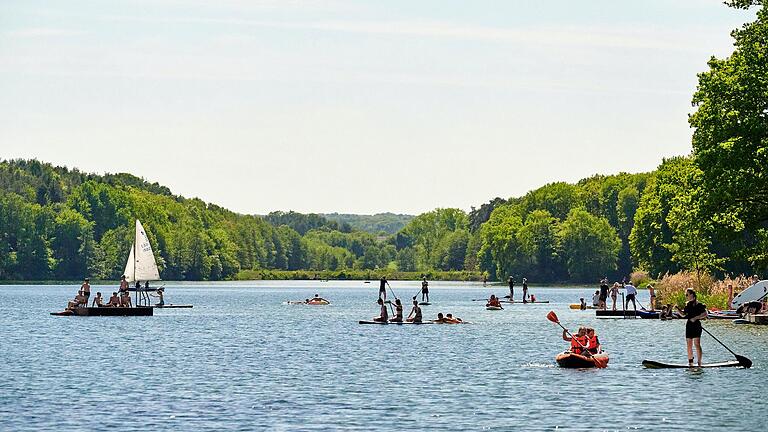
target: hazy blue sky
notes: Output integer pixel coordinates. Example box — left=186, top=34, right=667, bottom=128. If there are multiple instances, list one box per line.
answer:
left=0, top=1, right=757, bottom=215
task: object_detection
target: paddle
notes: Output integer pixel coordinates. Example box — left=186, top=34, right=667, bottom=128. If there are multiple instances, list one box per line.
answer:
left=546, top=311, right=608, bottom=368
left=700, top=325, right=752, bottom=368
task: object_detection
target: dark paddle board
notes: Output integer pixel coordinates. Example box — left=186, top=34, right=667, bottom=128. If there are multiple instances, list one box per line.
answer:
left=358, top=320, right=432, bottom=325
left=419, top=302, right=431, bottom=305
left=642, top=359, right=742, bottom=369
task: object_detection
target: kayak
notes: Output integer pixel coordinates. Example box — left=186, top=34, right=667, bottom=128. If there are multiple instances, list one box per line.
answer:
left=555, top=351, right=609, bottom=368
left=642, top=359, right=742, bottom=369
left=569, top=304, right=597, bottom=310
left=486, top=305, right=503, bottom=310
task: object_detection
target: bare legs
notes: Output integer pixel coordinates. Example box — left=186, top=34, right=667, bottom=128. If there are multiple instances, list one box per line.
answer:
left=686, top=337, right=703, bottom=367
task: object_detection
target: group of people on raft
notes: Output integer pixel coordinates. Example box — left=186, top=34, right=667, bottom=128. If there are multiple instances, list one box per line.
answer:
left=587, top=278, right=649, bottom=311
left=64, top=276, right=164, bottom=310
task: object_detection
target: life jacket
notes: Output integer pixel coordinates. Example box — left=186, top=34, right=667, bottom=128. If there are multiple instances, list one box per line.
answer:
left=588, top=335, right=600, bottom=353
left=570, top=336, right=586, bottom=354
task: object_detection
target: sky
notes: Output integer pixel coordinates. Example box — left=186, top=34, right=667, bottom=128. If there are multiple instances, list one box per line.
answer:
left=0, top=0, right=758, bottom=215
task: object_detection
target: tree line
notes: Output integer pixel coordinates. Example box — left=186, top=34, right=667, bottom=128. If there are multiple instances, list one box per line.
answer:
left=1, top=1, right=765, bottom=282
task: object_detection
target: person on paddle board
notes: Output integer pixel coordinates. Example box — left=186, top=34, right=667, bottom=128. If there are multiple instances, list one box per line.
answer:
left=648, top=285, right=656, bottom=311
left=522, top=278, right=528, bottom=303
left=374, top=298, right=389, bottom=322
left=675, top=289, right=708, bottom=367
left=421, top=277, right=429, bottom=302
left=379, top=276, right=390, bottom=301
left=406, top=299, right=422, bottom=323
left=390, top=298, right=403, bottom=322
left=508, top=276, right=514, bottom=301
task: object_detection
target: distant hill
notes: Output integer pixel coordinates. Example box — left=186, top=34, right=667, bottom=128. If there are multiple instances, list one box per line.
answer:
left=321, top=213, right=414, bottom=235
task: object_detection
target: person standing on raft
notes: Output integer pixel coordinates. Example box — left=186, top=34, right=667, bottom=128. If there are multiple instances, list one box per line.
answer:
left=508, top=276, right=515, bottom=301
left=598, top=278, right=609, bottom=310
left=421, top=277, right=429, bottom=303
left=624, top=282, right=638, bottom=312
left=379, top=276, right=390, bottom=301
left=675, top=289, right=708, bottom=367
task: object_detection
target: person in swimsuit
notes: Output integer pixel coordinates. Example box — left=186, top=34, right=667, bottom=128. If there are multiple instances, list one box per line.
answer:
left=445, top=313, right=463, bottom=323
left=119, top=275, right=129, bottom=293
left=598, top=278, right=608, bottom=310
left=106, top=292, right=120, bottom=307
left=675, top=289, right=708, bottom=367
left=483, top=275, right=488, bottom=287
left=373, top=298, right=388, bottom=322
left=92, top=291, right=103, bottom=307
left=406, top=299, right=422, bottom=323
left=390, top=298, right=403, bottom=322
left=120, top=290, right=132, bottom=307
left=610, top=282, right=619, bottom=311
left=308, top=294, right=327, bottom=304
left=421, top=277, right=429, bottom=303
left=434, top=312, right=448, bottom=323
left=81, top=278, right=91, bottom=303
left=379, top=276, right=389, bottom=301
left=150, top=287, right=165, bottom=306
left=67, top=290, right=87, bottom=310
left=592, top=290, right=600, bottom=307
left=648, top=285, right=656, bottom=311
left=522, top=278, right=528, bottom=303
left=508, top=276, right=514, bottom=302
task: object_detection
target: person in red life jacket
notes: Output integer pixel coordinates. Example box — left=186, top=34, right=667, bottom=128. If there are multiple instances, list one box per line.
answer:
left=562, top=327, right=588, bottom=355
left=585, top=327, right=601, bottom=354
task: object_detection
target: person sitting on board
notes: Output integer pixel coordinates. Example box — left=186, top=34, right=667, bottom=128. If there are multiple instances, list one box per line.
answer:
left=579, top=298, right=587, bottom=310
left=66, top=290, right=87, bottom=310
left=562, top=327, right=589, bottom=356
left=406, top=299, right=422, bottom=323
left=445, top=313, right=463, bottom=323
left=659, top=304, right=670, bottom=320
left=530, top=294, right=537, bottom=303
left=149, top=287, right=164, bottom=306
left=592, top=290, right=600, bottom=307
left=675, top=288, right=708, bottom=367
left=585, top=327, right=601, bottom=354
left=373, top=298, right=388, bottom=322
left=486, top=295, right=502, bottom=308
left=624, top=282, right=638, bottom=312
left=92, top=292, right=104, bottom=307
left=390, top=298, right=403, bottom=322
left=106, top=292, right=120, bottom=307
left=120, top=290, right=132, bottom=308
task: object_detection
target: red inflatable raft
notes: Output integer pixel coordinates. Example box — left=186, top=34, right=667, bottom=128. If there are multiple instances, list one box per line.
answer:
left=555, top=351, right=610, bottom=368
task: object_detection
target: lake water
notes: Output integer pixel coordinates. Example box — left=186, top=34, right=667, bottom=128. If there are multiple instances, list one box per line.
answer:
left=1, top=281, right=765, bottom=431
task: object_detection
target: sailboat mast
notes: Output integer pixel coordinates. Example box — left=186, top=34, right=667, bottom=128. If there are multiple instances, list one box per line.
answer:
left=133, top=220, right=137, bottom=306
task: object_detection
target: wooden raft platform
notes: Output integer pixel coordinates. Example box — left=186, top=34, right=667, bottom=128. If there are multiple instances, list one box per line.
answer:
left=51, top=307, right=153, bottom=317
left=746, top=313, right=768, bottom=324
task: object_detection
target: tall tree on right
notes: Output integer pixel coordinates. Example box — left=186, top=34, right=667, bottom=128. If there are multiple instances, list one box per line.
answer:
left=689, top=0, right=768, bottom=271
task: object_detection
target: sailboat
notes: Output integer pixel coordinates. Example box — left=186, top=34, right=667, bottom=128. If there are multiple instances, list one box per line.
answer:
left=124, top=219, right=161, bottom=307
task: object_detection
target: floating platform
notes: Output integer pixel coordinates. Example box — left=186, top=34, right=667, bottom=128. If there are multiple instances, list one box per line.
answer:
left=595, top=310, right=640, bottom=318
left=51, top=307, right=153, bottom=316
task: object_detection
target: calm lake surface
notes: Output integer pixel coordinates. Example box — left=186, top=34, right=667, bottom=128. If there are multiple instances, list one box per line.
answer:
left=1, top=281, right=765, bottom=431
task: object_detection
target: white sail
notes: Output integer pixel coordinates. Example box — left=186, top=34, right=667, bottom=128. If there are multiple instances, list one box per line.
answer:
left=123, top=219, right=160, bottom=282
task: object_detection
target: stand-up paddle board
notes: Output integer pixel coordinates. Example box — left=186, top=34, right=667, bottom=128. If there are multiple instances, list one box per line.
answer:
left=358, top=320, right=433, bottom=325
left=419, top=302, right=431, bottom=306
left=731, top=280, right=768, bottom=309
left=642, top=359, right=742, bottom=369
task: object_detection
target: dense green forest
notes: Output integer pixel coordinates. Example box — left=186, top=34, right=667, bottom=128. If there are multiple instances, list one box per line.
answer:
left=1, top=0, right=765, bottom=283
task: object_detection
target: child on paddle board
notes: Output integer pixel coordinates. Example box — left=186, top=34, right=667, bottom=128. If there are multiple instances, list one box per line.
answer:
left=406, top=299, right=422, bottom=323
left=675, top=289, right=708, bottom=367
left=374, top=298, right=389, bottom=322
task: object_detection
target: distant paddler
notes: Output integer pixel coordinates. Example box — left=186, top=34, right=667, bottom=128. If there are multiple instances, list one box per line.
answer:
left=507, top=276, right=515, bottom=301
left=406, top=299, right=422, bottom=323
left=307, top=294, right=329, bottom=305
left=421, top=277, right=430, bottom=303
left=149, top=287, right=165, bottom=306
left=379, top=276, right=391, bottom=301
left=675, top=289, right=708, bottom=367
left=373, top=298, right=389, bottom=322
left=522, top=277, right=528, bottom=303
left=486, top=294, right=503, bottom=309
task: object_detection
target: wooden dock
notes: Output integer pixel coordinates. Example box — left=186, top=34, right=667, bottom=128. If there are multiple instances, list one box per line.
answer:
left=746, top=313, right=768, bottom=325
